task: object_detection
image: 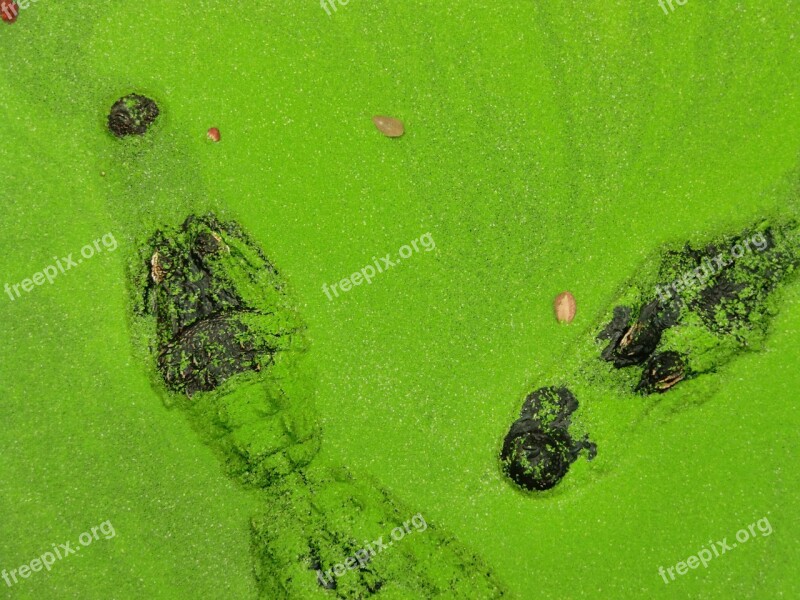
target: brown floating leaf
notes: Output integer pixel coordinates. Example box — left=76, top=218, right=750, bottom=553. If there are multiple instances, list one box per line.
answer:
left=372, top=115, right=404, bottom=138
left=554, top=291, right=577, bottom=324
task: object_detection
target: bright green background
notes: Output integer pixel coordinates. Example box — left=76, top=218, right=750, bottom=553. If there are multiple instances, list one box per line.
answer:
left=1, top=1, right=798, bottom=598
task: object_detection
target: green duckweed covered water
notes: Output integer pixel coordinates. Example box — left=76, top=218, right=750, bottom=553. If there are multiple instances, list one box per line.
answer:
left=1, top=1, right=799, bottom=598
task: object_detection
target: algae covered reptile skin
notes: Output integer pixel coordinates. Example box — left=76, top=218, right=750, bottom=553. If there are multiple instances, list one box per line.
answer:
left=253, top=466, right=505, bottom=599
left=500, top=217, right=800, bottom=493
left=140, top=214, right=302, bottom=397
left=597, top=218, right=800, bottom=390
left=132, top=213, right=506, bottom=597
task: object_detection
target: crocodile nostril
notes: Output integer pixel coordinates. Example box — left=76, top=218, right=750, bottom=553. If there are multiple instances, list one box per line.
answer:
left=108, top=93, right=160, bottom=138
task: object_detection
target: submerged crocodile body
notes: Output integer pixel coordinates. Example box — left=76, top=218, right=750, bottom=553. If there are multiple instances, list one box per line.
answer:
left=133, top=213, right=506, bottom=598
left=501, top=218, right=800, bottom=493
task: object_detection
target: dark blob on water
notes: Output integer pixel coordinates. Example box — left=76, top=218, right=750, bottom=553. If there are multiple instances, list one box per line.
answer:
left=501, top=387, right=596, bottom=491
left=108, top=93, right=160, bottom=137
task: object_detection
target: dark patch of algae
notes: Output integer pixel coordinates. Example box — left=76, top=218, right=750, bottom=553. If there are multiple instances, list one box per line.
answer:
left=132, top=215, right=507, bottom=598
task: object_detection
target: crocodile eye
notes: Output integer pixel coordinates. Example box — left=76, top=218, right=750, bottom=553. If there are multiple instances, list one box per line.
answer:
left=637, top=351, right=688, bottom=394
left=194, top=230, right=229, bottom=257
left=617, top=323, right=640, bottom=350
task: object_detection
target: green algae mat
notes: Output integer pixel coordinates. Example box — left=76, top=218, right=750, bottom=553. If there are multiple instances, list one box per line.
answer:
left=1, top=1, right=799, bottom=598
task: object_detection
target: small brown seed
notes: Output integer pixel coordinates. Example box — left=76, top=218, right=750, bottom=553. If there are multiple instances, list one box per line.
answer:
left=207, top=127, right=221, bottom=142
left=372, top=115, right=404, bottom=138
left=554, top=291, right=577, bottom=324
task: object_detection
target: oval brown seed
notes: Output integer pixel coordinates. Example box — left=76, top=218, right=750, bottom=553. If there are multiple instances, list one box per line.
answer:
left=554, top=291, right=577, bottom=324
left=372, top=115, right=404, bottom=138
left=207, top=127, right=221, bottom=142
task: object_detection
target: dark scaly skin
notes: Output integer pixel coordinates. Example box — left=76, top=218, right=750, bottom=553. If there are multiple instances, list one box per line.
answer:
left=143, top=215, right=298, bottom=397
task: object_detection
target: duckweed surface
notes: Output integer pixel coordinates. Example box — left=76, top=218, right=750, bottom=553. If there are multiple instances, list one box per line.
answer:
left=1, top=2, right=799, bottom=598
